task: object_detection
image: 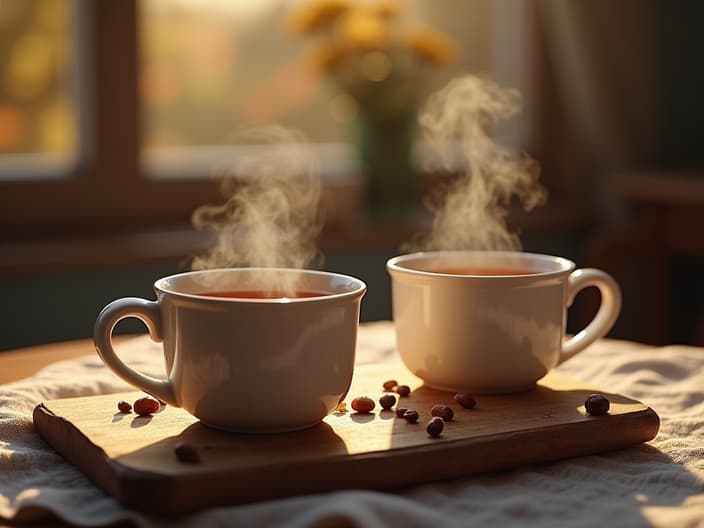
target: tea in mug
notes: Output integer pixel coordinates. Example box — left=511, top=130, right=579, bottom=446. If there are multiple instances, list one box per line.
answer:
left=427, top=267, right=538, bottom=276
left=197, top=290, right=327, bottom=299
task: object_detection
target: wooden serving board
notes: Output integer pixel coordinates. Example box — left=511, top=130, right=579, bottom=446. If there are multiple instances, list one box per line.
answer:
left=34, top=359, right=659, bottom=516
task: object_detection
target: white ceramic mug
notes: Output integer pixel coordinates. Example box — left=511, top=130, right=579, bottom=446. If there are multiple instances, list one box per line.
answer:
left=94, top=268, right=366, bottom=433
left=386, top=251, right=621, bottom=393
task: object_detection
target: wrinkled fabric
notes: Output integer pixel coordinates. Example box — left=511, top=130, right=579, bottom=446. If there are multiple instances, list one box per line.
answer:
left=0, top=321, right=702, bottom=527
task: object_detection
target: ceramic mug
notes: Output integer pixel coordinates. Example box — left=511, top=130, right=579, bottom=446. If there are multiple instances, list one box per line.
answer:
left=94, top=268, right=366, bottom=433
left=386, top=251, right=621, bottom=393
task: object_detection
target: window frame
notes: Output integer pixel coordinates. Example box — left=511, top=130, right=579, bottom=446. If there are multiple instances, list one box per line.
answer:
left=0, top=1, right=552, bottom=245
left=0, top=1, right=223, bottom=237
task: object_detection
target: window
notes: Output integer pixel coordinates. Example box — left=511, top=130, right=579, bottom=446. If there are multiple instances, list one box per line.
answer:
left=0, top=0, right=533, bottom=240
left=0, top=0, right=82, bottom=179
left=139, top=0, right=501, bottom=179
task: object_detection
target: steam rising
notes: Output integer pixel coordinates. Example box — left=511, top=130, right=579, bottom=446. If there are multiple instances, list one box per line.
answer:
left=406, top=75, right=546, bottom=252
left=190, top=76, right=543, bottom=294
left=191, top=125, right=322, bottom=294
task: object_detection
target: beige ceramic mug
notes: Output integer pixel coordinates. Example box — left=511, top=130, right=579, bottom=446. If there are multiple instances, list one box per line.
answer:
left=94, top=268, right=366, bottom=433
left=386, top=251, right=621, bottom=393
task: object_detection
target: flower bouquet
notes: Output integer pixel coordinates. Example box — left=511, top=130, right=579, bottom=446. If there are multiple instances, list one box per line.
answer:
left=290, top=0, right=456, bottom=220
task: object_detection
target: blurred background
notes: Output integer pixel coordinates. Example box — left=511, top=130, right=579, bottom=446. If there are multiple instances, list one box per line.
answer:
left=1, top=0, right=703, bottom=351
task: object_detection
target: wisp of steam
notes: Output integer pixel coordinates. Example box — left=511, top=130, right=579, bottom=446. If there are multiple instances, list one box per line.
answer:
left=405, top=74, right=546, bottom=252
left=191, top=125, right=322, bottom=295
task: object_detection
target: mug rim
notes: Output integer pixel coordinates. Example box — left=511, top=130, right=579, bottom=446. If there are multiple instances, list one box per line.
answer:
left=154, top=267, right=367, bottom=303
left=386, top=250, right=575, bottom=279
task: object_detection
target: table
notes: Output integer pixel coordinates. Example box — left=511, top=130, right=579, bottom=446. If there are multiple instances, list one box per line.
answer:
left=0, top=336, right=139, bottom=386
left=1, top=323, right=703, bottom=528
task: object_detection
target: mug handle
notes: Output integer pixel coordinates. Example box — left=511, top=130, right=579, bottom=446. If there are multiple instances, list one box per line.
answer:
left=93, top=297, right=177, bottom=405
left=559, top=268, right=622, bottom=365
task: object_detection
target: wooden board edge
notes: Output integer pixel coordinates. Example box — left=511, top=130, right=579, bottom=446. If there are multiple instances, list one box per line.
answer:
left=33, top=404, right=123, bottom=502
left=103, top=407, right=660, bottom=516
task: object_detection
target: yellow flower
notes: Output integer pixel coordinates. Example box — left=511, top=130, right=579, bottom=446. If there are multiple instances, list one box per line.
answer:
left=338, top=9, right=389, bottom=50
left=289, top=0, right=458, bottom=101
left=406, top=26, right=457, bottom=65
left=371, top=0, right=400, bottom=19
left=289, top=0, right=350, bottom=34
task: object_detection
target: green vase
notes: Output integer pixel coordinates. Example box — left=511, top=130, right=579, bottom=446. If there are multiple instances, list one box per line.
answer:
left=355, top=112, right=419, bottom=222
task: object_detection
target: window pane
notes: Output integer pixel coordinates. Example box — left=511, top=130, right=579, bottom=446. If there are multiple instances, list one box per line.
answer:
left=139, top=0, right=493, bottom=179
left=0, top=0, right=80, bottom=179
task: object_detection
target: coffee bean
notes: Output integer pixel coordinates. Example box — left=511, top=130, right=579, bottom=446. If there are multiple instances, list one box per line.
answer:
left=585, top=394, right=610, bottom=416
left=427, top=417, right=444, bottom=437
left=403, top=410, right=419, bottom=423
left=379, top=394, right=397, bottom=410
left=174, top=442, right=199, bottom=463
left=454, top=393, right=476, bottom=409
left=395, top=385, right=411, bottom=397
left=431, top=404, right=454, bottom=421
left=351, top=396, right=375, bottom=413
left=382, top=379, right=398, bottom=391
left=395, top=407, right=409, bottom=418
left=133, top=396, right=160, bottom=416
left=117, top=400, right=132, bottom=413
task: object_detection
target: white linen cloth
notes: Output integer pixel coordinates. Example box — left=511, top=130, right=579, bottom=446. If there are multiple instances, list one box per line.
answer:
left=1, top=321, right=703, bottom=527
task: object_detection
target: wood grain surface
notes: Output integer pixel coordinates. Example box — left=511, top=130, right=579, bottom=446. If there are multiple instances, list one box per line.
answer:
left=34, top=359, right=659, bottom=516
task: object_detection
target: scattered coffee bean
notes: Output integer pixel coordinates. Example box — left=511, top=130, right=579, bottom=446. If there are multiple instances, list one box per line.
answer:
left=173, top=442, right=199, bottom=463
left=403, top=410, right=419, bottom=423
left=431, top=404, right=454, bottom=421
left=584, top=393, right=610, bottom=416
left=395, top=385, right=411, bottom=397
left=382, top=379, right=398, bottom=391
left=117, top=400, right=132, bottom=413
left=379, top=394, right=397, bottom=410
left=454, top=393, right=477, bottom=409
left=351, top=396, right=375, bottom=413
left=133, top=396, right=160, bottom=416
left=427, top=417, right=444, bottom=437
left=395, top=407, right=409, bottom=418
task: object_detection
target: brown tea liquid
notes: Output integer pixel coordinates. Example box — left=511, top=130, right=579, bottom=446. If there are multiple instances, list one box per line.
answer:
left=428, top=267, right=538, bottom=276
left=197, top=290, right=327, bottom=299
